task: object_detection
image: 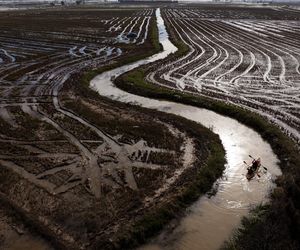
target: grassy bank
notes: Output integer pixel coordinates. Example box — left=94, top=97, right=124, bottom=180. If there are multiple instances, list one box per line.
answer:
left=116, top=141, right=225, bottom=249
left=68, top=72, right=226, bottom=249
left=80, top=17, right=161, bottom=93
left=78, top=8, right=299, bottom=248
left=114, top=16, right=300, bottom=248
left=70, top=13, right=227, bottom=250
left=61, top=81, right=227, bottom=249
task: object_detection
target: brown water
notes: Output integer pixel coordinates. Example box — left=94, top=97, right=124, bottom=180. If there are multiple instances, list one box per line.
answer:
left=0, top=222, right=53, bottom=250
left=4, top=236, right=52, bottom=250
left=90, top=8, right=282, bottom=250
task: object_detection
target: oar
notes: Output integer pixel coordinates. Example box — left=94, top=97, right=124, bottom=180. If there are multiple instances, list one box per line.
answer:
left=243, top=161, right=251, bottom=168
left=249, top=155, right=268, bottom=171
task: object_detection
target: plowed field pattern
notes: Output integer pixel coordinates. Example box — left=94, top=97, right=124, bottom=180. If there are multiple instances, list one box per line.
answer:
left=0, top=7, right=213, bottom=249
left=0, top=8, right=157, bottom=198
left=148, top=6, right=300, bottom=143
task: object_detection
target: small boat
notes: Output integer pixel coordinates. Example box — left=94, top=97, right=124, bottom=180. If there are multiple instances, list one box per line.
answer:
left=246, top=168, right=256, bottom=180
left=245, top=156, right=262, bottom=181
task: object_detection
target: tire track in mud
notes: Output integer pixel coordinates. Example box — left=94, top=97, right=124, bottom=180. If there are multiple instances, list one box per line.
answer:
left=0, top=6, right=296, bottom=249
left=162, top=17, right=205, bottom=90
left=197, top=21, right=265, bottom=84
left=178, top=19, right=220, bottom=82
left=90, top=9, right=282, bottom=250
left=0, top=49, right=15, bottom=63
left=150, top=9, right=300, bottom=143
left=204, top=21, right=274, bottom=83
left=0, top=26, right=140, bottom=201
left=217, top=21, right=289, bottom=84
left=0, top=8, right=195, bottom=207
left=140, top=15, right=151, bottom=44
left=189, top=20, right=246, bottom=84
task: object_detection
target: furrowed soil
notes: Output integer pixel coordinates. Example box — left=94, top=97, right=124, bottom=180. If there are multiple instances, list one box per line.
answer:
left=0, top=5, right=224, bottom=250
left=115, top=4, right=300, bottom=250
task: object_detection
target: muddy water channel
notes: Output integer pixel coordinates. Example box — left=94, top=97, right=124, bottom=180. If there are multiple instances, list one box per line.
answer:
left=91, top=8, right=282, bottom=250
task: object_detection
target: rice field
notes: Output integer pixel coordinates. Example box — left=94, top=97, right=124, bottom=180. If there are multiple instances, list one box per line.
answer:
left=147, top=5, right=300, bottom=143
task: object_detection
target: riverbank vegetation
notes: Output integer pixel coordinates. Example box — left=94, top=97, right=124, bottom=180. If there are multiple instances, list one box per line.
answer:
left=72, top=14, right=226, bottom=248
left=114, top=11, right=300, bottom=250
left=0, top=6, right=227, bottom=250
left=79, top=17, right=161, bottom=92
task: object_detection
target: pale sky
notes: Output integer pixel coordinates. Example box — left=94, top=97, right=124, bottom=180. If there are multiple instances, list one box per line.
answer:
left=0, top=0, right=299, bottom=3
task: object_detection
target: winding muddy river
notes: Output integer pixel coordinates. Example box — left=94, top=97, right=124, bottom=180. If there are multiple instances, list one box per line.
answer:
left=91, top=8, right=282, bottom=250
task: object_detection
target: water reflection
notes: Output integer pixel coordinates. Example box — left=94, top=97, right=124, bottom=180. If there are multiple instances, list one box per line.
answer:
left=91, top=8, right=281, bottom=250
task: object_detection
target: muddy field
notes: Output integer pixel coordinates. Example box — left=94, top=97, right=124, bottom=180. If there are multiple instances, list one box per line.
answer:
left=145, top=5, right=300, bottom=144
left=0, top=6, right=222, bottom=250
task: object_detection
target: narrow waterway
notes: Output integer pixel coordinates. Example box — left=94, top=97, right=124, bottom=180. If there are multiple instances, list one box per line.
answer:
left=90, top=8, right=282, bottom=250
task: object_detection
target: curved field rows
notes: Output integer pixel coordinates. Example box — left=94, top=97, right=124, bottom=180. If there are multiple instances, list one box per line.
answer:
left=0, top=15, right=126, bottom=198
left=105, top=8, right=153, bottom=44
left=148, top=7, right=300, bottom=143
left=0, top=7, right=178, bottom=200
left=0, top=7, right=220, bottom=249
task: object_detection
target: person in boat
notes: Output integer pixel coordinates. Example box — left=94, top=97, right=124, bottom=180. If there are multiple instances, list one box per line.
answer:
left=248, top=158, right=261, bottom=176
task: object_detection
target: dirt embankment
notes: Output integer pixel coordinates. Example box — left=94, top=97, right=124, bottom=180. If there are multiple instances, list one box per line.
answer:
left=0, top=6, right=225, bottom=250
left=114, top=5, right=300, bottom=250
left=0, top=72, right=224, bottom=249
